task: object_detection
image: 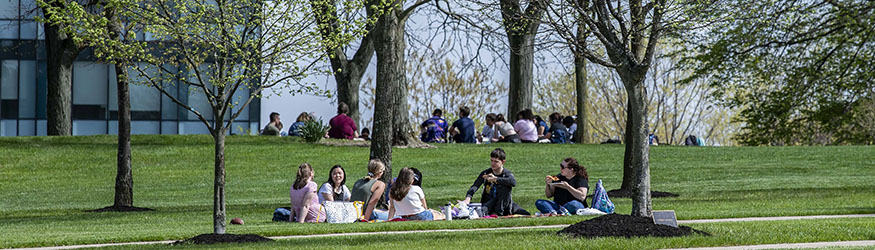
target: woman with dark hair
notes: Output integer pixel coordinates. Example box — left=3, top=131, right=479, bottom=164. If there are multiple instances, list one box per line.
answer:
left=388, top=168, right=433, bottom=220
left=514, top=109, right=538, bottom=143
left=319, top=165, right=351, bottom=203
left=535, top=157, right=590, bottom=215
left=494, top=114, right=521, bottom=143
left=534, top=115, right=548, bottom=139
left=289, top=163, right=325, bottom=223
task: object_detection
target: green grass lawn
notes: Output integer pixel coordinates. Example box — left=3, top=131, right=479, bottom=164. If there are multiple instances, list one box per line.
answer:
left=90, top=217, right=875, bottom=250
left=1, top=135, right=873, bottom=248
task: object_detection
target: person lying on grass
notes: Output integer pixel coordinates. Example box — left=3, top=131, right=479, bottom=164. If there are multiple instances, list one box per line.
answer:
left=535, top=157, right=589, bottom=215
left=319, top=165, right=351, bottom=203
left=350, top=159, right=389, bottom=220
left=459, top=148, right=530, bottom=216
left=388, top=168, right=433, bottom=220
left=289, top=163, right=325, bottom=223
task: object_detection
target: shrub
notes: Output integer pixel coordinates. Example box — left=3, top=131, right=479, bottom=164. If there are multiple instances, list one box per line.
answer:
left=299, top=119, right=329, bottom=143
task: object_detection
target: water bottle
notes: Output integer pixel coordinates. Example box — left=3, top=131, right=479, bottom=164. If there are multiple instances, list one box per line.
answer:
left=444, top=206, right=452, bottom=221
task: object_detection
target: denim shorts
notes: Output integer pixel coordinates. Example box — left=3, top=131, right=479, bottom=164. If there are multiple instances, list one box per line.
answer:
left=402, top=210, right=434, bottom=221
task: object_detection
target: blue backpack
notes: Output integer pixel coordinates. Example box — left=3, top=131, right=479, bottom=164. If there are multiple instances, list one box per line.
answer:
left=273, top=207, right=291, bottom=222
left=550, top=128, right=569, bottom=144
left=591, top=179, right=615, bottom=214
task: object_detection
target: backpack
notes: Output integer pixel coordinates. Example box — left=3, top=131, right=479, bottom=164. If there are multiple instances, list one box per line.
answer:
left=591, top=179, right=615, bottom=214
left=550, top=128, right=568, bottom=144
left=272, top=207, right=291, bottom=222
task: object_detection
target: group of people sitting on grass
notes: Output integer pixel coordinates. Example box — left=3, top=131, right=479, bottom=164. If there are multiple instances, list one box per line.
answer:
left=420, top=107, right=580, bottom=144
left=260, top=102, right=371, bottom=141
left=286, top=148, right=590, bottom=223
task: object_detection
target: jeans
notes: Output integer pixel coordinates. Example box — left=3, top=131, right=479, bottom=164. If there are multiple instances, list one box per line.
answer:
left=404, top=210, right=434, bottom=221
left=370, top=210, right=389, bottom=221
left=535, top=199, right=586, bottom=215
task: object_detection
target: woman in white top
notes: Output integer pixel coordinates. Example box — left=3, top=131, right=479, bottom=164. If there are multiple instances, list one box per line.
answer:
left=514, top=109, right=538, bottom=142
left=319, top=165, right=351, bottom=203
left=494, top=114, right=521, bottom=143
left=388, top=168, right=433, bottom=220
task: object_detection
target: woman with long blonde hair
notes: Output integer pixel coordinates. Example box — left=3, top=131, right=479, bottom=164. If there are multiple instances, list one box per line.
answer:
left=289, top=163, right=325, bottom=222
left=350, top=159, right=389, bottom=220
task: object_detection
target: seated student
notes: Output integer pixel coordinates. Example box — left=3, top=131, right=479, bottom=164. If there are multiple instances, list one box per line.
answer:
left=262, top=112, right=283, bottom=136
left=534, top=115, right=548, bottom=139
left=319, top=165, right=351, bottom=203
left=481, top=113, right=497, bottom=144
left=449, top=106, right=477, bottom=143
left=289, top=163, right=325, bottom=223
left=360, top=128, right=371, bottom=141
left=420, top=120, right=446, bottom=143
left=544, top=113, right=569, bottom=144
left=388, top=168, right=433, bottom=221
left=563, top=116, right=577, bottom=143
left=350, top=159, right=389, bottom=220
left=328, top=102, right=358, bottom=139
left=460, top=148, right=530, bottom=216
left=514, top=109, right=538, bottom=143
left=287, top=112, right=311, bottom=137
left=494, top=114, right=521, bottom=143
left=535, top=158, right=589, bottom=215
left=420, top=109, right=448, bottom=142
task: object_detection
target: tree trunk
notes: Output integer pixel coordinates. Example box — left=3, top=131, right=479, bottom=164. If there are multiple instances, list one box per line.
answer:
left=619, top=70, right=652, bottom=217
left=574, top=53, right=588, bottom=144
left=44, top=21, right=79, bottom=136
left=369, top=9, right=403, bottom=185
left=336, top=67, right=364, bottom=126
left=213, top=129, right=227, bottom=234
left=114, top=63, right=133, bottom=207
left=506, top=34, right=535, bottom=120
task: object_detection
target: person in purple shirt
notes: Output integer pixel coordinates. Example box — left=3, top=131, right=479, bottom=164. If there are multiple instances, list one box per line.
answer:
left=328, top=102, right=358, bottom=139
left=449, top=106, right=476, bottom=143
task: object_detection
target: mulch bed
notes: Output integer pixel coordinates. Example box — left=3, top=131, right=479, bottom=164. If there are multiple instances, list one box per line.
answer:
left=607, top=189, right=680, bottom=198
left=171, top=234, right=273, bottom=245
left=557, top=214, right=710, bottom=238
left=85, top=205, right=154, bottom=212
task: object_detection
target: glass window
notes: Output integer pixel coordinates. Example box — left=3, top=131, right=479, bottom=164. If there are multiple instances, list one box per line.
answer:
left=185, top=64, right=213, bottom=120
left=19, top=60, right=35, bottom=118
left=36, top=61, right=45, bottom=119
left=230, top=84, right=250, bottom=121
left=1, top=60, right=16, bottom=100
left=0, top=20, right=18, bottom=39
left=73, top=120, right=106, bottom=135
left=0, top=119, right=16, bottom=136
left=21, top=21, right=37, bottom=40
left=0, top=0, right=17, bottom=19
left=73, top=62, right=108, bottom=120
left=18, top=120, right=34, bottom=136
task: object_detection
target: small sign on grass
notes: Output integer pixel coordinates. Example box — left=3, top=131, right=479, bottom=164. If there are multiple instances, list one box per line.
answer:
left=652, top=210, right=678, bottom=228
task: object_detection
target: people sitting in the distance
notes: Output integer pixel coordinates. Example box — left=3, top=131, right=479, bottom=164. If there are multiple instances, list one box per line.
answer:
left=261, top=112, right=283, bottom=136
left=449, top=106, right=477, bottom=143
left=388, top=168, right=433, bottom=221
left=350, top=159, right=389, bottom=220
left=481, top=113, right=498, bottom=144
left=494, top=114, right=521, bottom=143
left=534, top=115, right=548, bottom=140
left=544, top=112, right=569, bottom=144
left=514, top=109, right=538, bottom=143
left=328, top=102, right=358, bottom=139
left=420, top=109, right=448, bottom=143
left=562, top=116, right=578, bottom=143
left=420, top=120, right=446, bottom=143
left=288, top=163, right=325, bottom=223
left=535, top=157, right=589, bottom=215
left=649, top=134, right=659, bottom=146
left=319, top=165, right=351, bottom=203
left=459, top=148, right=530, bottom=216
left=287, top=112, right=311, bottom=137
left=360, top=128, right=371, bottom=141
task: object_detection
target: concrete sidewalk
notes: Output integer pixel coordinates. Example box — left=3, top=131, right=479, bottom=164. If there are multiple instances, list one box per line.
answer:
left=6, top=214, right=875, bottom=250
left=659, top=240, right=875, bottom=250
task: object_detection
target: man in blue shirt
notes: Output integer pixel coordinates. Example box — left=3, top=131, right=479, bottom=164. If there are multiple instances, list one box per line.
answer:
left=449, top=106, right=476, bottom=143
left=420, top=109, right=448, bottom=142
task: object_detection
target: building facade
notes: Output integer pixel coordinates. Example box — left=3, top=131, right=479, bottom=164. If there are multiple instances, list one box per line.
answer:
left=0, top=0, right=261, bottom=136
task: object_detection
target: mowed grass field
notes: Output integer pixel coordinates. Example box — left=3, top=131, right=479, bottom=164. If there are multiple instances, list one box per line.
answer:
left=0, top=135, right=873, bottom=248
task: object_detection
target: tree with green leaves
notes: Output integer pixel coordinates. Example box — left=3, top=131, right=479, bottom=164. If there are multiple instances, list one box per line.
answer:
left=41, top=0, right=372, bottom=234
left=542, top=0, right=682, bottom=217
left=684, top=0, right=875, bottom=145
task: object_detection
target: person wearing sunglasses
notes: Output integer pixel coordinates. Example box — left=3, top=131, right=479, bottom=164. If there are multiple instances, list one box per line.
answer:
left=535, top=157, right=589, bottom=215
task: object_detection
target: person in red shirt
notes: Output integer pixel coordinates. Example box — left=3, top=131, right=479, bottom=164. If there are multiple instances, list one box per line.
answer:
left=328, top=102, right=358, bottom=139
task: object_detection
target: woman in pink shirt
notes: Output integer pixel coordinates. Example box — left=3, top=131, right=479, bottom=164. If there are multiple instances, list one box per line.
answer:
left=514, top=109, right=538, bottom=143
left=289, top=163, right=325, bottom=223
